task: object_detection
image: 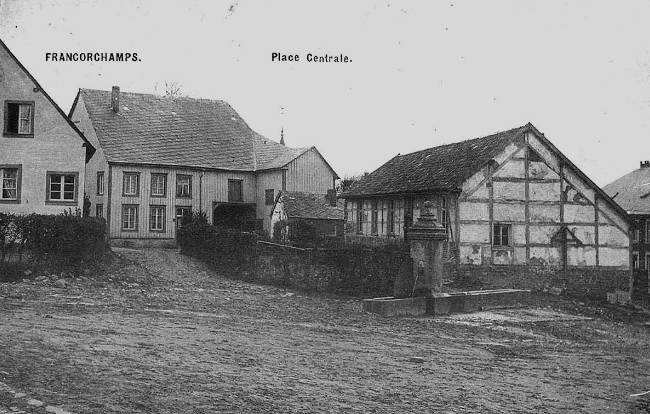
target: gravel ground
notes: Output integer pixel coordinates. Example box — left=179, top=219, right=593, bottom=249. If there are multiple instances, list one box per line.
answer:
left=0, top=248, right=649, bottom=413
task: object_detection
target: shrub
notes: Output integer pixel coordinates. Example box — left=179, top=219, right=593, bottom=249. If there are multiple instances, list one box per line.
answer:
left=272, top=219, right=288, bottom=242
left=21, top=214, right=107, bottom=264
left=0, top=212, right=107, bottom=278
left=272, top=219, right=324, bottom=247
left=177, top=212, right=258, bottom=275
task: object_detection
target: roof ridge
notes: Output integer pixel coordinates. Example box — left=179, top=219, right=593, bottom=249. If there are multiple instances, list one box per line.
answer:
left=80, top=88, right=229, bottom=104
left=395, top=124, right=529, bottom=159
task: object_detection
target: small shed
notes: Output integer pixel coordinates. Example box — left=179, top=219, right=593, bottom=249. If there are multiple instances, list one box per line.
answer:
left=271, top=191, right=344, bottom=240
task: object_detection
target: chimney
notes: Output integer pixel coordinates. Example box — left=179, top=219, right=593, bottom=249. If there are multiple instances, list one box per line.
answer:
left=641, top=160, right=650, bottom=169
left=327, top=189, right=337, bottom=207
left=111, top=86, right=120, bottom=113
left=280, top=127, right=285, bottom=146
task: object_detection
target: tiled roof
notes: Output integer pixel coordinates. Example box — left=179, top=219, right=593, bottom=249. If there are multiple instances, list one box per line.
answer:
left=603, top=166, right=650, bottom=215
left=75, top=88, right=304, bottom=171
left=279, top=191, right=344, bottom=220
left=342, top=124, right=529, bottom=197
left=254, top=132, right=309, bottom=170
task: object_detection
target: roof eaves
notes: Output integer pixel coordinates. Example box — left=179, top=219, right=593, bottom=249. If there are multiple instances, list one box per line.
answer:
left=341, top=187, right=462, bottom=199
left=107, top=160, right=254, bottom=173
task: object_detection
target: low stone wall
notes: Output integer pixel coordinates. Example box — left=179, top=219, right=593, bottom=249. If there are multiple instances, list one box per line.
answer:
left=362, top=297, right=427, bottom=317
left=450, top=264, right=631, bottom=300
left=428, top=289, right=531, bottom=315
left=255, top=241, right=409, bottom=297
left=110, top=238, right=177, bottom=248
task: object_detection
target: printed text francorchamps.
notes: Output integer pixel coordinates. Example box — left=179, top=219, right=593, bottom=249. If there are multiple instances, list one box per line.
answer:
left=45, top=52, right=141, bottom=62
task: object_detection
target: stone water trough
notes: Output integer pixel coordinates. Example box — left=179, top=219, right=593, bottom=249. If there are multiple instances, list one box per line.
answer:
left=362, top=202, right=532, bottom=317
left=363, top=289, right=532, bottom=317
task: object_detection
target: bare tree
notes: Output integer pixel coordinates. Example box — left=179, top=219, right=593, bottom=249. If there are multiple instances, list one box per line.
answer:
left=154, top=81, right=184, bottom=98
left=337, top=173, right=368, bottom=194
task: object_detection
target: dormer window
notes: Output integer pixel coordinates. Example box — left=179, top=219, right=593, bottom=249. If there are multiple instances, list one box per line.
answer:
left=4, top=101, right=34, bottom=137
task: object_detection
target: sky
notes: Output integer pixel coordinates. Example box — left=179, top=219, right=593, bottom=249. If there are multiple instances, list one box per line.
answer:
left=1, top=0, right=649, bottom=185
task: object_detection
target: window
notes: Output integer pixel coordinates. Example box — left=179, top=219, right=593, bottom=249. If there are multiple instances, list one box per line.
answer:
left=122, top=205, right=138, bottom=231
left=150, top=205, right=166, bottom=232
left=441, top=197, right=448, bottom=229
left=633, top=252, right=639, bottom=270
left=371, top=200, right=378, bottom=234
left=493, top=224, right=511, bottom=246
left=633, top=222, right=640, bottom=243
left=387, top=200, right=395, bottom=234
left=228, top=179, right=243, bottom=202
left=646, top=220, right=650, bottom=244
left=265, top=189, right=275, bottom=205
left=151, top=173, right=167, bottom=197
left=96, top=203, right=103, bottom=218
left=356, top=200, right=363, bottom=233
left=123, top=172, right=139, bottom=196
left=646, top=253, right=650, bottom=271
left=46, top=172, right=77, bottom=202
left=4, top=101, right=34, bottom=136
left=176, top=175, right=192, bottom=198
left=96, top=171, right=104, bottom=196
left=0, top=166, right=20, bottom=202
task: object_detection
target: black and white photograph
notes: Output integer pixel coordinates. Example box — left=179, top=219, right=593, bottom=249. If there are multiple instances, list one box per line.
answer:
left=1, top=0, right=649, bottom=412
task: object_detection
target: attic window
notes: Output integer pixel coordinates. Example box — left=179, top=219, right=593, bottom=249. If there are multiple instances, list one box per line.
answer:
left=4, top=101, right=34, bottom=137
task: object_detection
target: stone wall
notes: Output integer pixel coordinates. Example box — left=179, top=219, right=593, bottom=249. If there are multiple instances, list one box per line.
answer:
left=449, top=264, right=630, bottom=300
left=254, top=243, right=629, bottom=300
left=254, top=242, right=408, bottom=297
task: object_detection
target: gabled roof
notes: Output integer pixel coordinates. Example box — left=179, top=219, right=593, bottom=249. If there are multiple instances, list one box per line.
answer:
left=275, top=191, right=344, bottom=221
left=342, top=122, right=628, bottom=219
left=342, top=124, right=529, bottom=197
left=0, top=39, right=95, bottom=162
left=70, top=88, right=312, bottom=172
left=254, top=132, right=309, bottom=169
left=603, top=166, right=650, bottom=215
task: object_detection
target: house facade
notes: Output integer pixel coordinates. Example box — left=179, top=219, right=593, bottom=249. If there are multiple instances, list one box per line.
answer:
left=342, top=123, right=631, bottom=298
left=0, top=39, right=94, bottom=214
left=69, top=87, right=337, bottom=244
left=603, top=161, right=650, bottom=302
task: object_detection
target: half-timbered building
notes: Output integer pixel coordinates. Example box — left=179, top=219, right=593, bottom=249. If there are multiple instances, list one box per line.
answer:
left=342, top=123, right=631, bottom=297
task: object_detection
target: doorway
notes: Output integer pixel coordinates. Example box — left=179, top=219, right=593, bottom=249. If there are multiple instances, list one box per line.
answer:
left=212, top=203, right=257, bottom=231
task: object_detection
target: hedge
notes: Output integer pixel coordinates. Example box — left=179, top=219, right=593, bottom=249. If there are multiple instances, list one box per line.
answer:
left=177, top=212, right=258, bottom=275
left=0, top=211, right=107, bottom=271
